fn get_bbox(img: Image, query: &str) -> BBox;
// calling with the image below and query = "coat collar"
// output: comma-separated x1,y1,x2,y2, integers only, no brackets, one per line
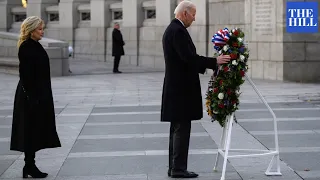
172,18,186,28
26,37,39,44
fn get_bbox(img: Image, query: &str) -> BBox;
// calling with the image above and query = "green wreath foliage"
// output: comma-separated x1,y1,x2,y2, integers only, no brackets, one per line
206,27,250,127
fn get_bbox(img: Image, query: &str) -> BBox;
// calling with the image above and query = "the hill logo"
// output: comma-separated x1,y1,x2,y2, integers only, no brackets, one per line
286,1,318,33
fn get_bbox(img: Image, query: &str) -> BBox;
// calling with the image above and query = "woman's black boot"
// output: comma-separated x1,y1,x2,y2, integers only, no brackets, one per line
23,152,48,178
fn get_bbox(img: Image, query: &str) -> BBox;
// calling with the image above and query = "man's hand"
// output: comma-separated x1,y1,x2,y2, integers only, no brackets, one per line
217,55,231,65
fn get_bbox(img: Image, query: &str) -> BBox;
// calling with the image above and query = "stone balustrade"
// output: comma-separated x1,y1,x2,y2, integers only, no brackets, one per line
0,31,70,77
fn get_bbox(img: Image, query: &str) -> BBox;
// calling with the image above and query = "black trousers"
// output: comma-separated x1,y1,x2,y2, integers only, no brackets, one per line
113,55,121,72
169,121,191,171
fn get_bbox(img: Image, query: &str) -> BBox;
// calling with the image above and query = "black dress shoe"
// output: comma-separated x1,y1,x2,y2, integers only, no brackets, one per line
168,169,171,177
170,170,199,178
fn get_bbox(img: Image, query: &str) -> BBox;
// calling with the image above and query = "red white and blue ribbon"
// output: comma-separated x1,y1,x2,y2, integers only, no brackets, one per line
211,28,230,51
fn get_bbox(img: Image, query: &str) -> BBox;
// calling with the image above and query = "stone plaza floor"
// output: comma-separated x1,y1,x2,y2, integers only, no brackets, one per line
0,61,320,180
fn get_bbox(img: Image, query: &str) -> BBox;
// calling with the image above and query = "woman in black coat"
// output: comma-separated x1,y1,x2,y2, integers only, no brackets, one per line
10,16,61,178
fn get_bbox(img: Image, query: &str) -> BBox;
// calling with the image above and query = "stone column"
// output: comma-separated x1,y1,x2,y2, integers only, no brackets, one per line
0,0,21,31
150,0,175,69
91,0,114,28
155,0,175,26
90,0,115,61
58,0,89,47
189,0,208,57
122,0,145,66
26,0,58,23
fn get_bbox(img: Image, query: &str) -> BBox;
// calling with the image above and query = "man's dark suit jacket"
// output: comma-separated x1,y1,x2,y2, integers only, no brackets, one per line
112,28,125,57
161,18,217,123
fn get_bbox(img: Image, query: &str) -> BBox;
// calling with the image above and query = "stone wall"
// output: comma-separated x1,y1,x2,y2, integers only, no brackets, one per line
0,0,319,82
0,32,70,77
138,1,163,69
282,1,320,82
245,0,284,80
0,33,18,58
245,0,320,82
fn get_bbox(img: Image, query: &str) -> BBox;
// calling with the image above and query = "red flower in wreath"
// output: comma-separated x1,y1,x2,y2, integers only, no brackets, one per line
232,100,237,104
240,70,245,77
227,89,232,95
232,42,238,47
230,53,237,59
219,104,224,108
233,30,239,36
219,80,223,85
223,66,229,72
213,88,218,93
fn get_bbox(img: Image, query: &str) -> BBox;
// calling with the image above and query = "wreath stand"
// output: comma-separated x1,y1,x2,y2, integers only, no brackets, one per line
213,74,282,180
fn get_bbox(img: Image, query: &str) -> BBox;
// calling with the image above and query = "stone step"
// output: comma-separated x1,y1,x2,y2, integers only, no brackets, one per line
0,57,18,67
0,57,19,75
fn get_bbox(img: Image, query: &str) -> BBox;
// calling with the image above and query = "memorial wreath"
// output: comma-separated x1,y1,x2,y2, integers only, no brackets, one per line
205,27,250,127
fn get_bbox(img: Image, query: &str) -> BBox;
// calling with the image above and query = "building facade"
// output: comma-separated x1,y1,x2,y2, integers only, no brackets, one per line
0,0,319,82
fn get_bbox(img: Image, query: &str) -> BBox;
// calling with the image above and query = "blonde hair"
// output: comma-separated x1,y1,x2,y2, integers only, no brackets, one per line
17,16,44,48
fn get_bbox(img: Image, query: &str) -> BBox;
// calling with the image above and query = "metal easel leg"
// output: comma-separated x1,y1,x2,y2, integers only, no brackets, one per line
265,153,282,175
220,113,234,180
213,119,227,171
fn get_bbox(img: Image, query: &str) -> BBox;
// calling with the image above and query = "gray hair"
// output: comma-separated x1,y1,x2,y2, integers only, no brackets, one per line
174,0,196,15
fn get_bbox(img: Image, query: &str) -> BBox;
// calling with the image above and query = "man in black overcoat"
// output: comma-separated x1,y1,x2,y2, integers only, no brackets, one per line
112,22,125,73
161,1,231,178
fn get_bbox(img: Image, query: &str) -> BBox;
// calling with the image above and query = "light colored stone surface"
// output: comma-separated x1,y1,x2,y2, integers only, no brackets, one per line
155,0,175,26
0,69,320,179
251,0,277,41
27,0,57,24
0,0,22,31
245,0,284,81
0,0,320,82
0,31,70,76
246,0,320,82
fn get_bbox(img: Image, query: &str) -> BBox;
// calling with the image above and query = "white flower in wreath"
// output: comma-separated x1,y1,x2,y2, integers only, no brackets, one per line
232,29,235,33
218,50,222,55
223,45,229,51
240,55,245,62
218,93,224,100
229,32,232,36
237,37,243,42
232,60,238,65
